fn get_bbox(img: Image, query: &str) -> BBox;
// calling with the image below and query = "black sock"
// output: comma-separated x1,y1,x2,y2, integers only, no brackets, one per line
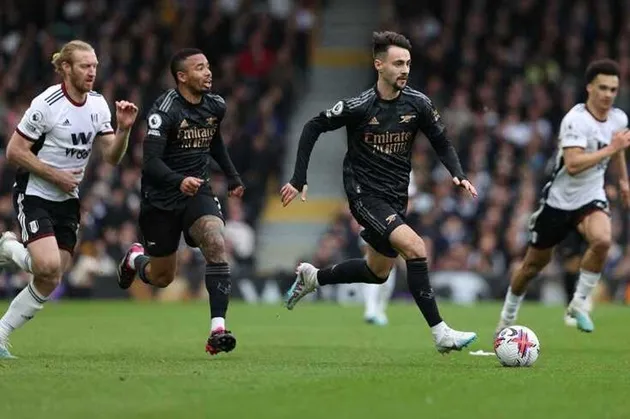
317,259,387,286
134,255,151,284
563,271,579,305
406,258,442,327
205,263,231,318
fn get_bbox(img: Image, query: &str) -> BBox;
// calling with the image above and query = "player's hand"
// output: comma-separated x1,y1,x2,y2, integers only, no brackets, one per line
610,129,630,152
180,177,204,196
54,168,83,193
453,177,478,198
115,100,139,130
229,186,245,198
620,180,630,208
227,177,245,198
280,183,307,207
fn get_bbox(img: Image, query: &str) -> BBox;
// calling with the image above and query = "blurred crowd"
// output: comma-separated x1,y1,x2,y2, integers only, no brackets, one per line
3,0,630,303
0,0,317,298
311,0,630,302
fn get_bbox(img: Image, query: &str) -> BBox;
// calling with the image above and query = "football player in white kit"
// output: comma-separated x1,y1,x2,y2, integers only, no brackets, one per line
0,40,138,358
496,59,630,335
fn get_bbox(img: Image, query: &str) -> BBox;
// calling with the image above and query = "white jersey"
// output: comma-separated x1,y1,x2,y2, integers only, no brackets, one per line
15,84,113,201
544,104,628,211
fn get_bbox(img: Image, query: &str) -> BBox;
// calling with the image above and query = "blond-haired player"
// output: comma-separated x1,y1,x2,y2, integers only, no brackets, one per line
0,40,139,358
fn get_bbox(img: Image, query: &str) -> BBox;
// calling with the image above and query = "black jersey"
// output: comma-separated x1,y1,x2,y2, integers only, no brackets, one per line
141,88,240,210
290,85,465,204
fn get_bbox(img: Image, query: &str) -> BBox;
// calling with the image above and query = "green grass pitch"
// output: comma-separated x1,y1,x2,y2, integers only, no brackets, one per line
0,300,629,419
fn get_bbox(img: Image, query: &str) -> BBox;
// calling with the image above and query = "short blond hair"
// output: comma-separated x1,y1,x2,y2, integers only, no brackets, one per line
51,40,95,74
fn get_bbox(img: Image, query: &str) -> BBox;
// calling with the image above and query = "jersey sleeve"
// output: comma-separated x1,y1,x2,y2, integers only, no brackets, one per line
145,108,174,145
417,96,446,139
317,99,358,131
142,106,185,188
616,109,628,130
15,95,52,141
97,98,114,135
559,114,587,149
415,95,466,180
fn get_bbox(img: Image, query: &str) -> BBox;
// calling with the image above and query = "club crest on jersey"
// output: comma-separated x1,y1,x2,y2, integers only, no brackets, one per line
29,221,39,234
207,117,217,126
399,114,416,124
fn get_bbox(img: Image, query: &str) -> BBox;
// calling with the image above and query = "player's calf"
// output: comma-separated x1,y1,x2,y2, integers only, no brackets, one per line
0,237,61,352
189,215,234,349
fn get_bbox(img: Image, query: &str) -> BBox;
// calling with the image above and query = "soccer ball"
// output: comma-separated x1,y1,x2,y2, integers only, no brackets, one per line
494,325,540,367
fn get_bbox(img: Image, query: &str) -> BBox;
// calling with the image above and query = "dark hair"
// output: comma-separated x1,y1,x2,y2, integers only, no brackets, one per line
372,31,412,58
170,48,205,83
585,59,620,84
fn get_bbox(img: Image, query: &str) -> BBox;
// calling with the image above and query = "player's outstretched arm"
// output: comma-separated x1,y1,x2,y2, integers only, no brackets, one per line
282,101,352,207
209,124,244,198
99,101,139,165
416,98,477,198
6,132,81,193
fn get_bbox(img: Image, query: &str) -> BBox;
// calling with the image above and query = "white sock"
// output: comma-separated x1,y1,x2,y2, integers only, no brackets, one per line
500,287,525,321
363,283,380,319
573,269,600,301
377,266,396,316
128,252,142,268
211,317,225,332
431,321,448,340
0,281,47,342
4,239,32,273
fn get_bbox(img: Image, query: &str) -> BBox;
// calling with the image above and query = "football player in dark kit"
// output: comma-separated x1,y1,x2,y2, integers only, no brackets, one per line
117,48,245,356
280,32,478,354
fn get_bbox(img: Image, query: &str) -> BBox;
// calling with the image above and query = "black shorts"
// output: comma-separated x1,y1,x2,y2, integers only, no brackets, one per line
556,230,587,260
13,192,80,254
139,191,224,257
528,199,608,250
348,196,406,258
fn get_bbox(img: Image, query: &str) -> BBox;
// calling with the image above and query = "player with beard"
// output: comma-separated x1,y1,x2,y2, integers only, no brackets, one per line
0,40,138,358
280,32,478,354
116,48,244,356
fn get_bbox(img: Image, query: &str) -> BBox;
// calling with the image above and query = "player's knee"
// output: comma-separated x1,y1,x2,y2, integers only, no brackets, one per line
32,257,62,283
366,263,391,282
397,236,426,260
589,234,611,255
200,233,227,264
